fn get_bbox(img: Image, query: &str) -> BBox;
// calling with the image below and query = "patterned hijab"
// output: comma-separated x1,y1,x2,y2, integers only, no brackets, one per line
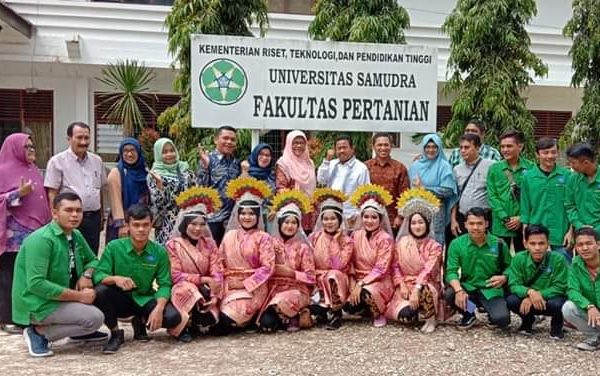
151,138,190,177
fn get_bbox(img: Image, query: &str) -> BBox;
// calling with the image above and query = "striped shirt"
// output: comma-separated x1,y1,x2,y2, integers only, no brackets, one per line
448,144,501,168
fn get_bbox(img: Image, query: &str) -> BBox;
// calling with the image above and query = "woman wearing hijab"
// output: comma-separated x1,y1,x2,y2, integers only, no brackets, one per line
245,143,276,191
385,188,443,333
106,138,149,243
0,133,51,334
276,131,317,232
147,138,195,245
408,134,458,246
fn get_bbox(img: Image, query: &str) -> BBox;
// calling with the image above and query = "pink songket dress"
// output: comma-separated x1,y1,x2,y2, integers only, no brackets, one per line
351,229,394,314
308,230,353,309
263,237,315,318
219,229,274,326
166,236,222,332
385,235,443,321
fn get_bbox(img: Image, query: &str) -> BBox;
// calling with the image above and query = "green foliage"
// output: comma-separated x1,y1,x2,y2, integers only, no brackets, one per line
96,59,156,136
138,128,160,166
441,0,548,155
562,0,600,149
163,0,269,164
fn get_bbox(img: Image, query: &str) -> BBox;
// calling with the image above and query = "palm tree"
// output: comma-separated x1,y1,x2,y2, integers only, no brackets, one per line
96,59,156,136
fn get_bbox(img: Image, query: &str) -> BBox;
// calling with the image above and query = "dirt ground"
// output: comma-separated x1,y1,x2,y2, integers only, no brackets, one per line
1,316,598,376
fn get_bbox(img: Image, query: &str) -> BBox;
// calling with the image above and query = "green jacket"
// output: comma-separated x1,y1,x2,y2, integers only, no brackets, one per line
565,168,600,234
487,158,533,237
94,238,172,307
567,256,600,311
446,233,512,300
12,222,97,325
507,250,568,299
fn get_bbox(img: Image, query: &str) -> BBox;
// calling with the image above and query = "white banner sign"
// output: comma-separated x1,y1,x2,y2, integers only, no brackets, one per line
191,34,437,133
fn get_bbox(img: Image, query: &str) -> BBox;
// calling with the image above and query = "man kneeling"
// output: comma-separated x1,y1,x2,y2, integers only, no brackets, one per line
93,205,182,354
506,224,568,339
562,228,600,351
12,192,106,357
445,207,512,329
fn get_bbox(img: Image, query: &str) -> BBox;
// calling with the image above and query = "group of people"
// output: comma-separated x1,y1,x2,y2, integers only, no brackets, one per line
1,119,600,358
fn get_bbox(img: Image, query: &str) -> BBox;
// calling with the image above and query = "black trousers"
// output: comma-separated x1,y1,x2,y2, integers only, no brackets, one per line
0,252,17,324
506,294,566,332
94,285,181,329
501,231,524,253
78,210,101,254
208,221,226,247
444,287,511,328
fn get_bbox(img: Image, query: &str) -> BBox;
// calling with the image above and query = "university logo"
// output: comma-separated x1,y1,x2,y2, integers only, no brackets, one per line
200,58,248,105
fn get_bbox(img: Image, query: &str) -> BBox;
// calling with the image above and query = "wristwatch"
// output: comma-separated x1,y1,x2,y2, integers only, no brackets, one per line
83,270,93,279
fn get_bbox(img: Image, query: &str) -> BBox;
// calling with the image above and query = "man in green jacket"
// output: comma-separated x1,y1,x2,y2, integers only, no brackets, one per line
562,227,600,351
12,192,106,357
445,207,512,329
93,204,181,354
506,224,568,339
487,130,533,252
521,138,572,261
565,143,600,236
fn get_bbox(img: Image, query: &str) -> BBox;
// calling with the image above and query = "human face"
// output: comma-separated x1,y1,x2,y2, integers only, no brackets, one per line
362,209,381,232
215,130,237,155
239,208,258,230
185,216,207,241
410,213,427,238
575,234,600,263
257,148,272,168
335,140,354,163
291,136,307,157
567,157,589,174
424,140,438,160
122,144,139,165
52,199,83,233
373,136,392,160
129,216,152,244
162,143,177,165
68,125,90,157
465,214,488,240
459,140,479,163
500,137,522,162
525,233,549,263
536,146,558,172
464,123,483,139
321,211,341,234
24,138,36,163
280,216,299,238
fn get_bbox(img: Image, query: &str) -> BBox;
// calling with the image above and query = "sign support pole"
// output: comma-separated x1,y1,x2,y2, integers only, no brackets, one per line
251,129,260,149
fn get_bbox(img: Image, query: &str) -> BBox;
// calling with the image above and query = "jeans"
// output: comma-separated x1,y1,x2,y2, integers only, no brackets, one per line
31,302,104,341
506,294,565,333
551,245,573,264
78,210,101,254
445,287,510,328
562,300,600,338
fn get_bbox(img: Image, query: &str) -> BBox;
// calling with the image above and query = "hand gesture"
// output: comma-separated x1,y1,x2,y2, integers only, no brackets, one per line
454,290,467,312
78,288,96,305
486,275,507,288
18,177,34,197
519,297,533,316
147,305,164,332
76,276,93,291
563,229,573,248
349,283,362,306
409,289,420,310
197,144,209,168
240,160,250,176
399,284,409,300
527,289,546,311
118,224,129,238
451,217,462,237
114,276,136,291
148,170,164,191
325,149,335,161
588,307,600,328
412,174,422,188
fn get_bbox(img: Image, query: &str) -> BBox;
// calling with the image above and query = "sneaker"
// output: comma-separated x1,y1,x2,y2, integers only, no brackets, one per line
326,311,342,330
177,328,193,343
518,328,533,337
576,336,600,351
550,329,564,340
132,316,150,342
102,330,125,354
373,315,387,328
23,327,53,358
69,331,109,343
1,324,23,335
457,313,477,330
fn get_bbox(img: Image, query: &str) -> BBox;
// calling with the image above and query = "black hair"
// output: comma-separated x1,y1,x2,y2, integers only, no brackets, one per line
335,135,353,148
524,224,549,241
465,207,488,221
127,204,153,222
320,208,343,230
238,205,260,229
499,129,524,144
178,212,206,244
67,121,90,137
407,212,431,240
52,192,81,209
216,125,237,137
278,215,299,242
535,137,558,153
372,133,392,145
566,143,596,162
466,119,486,133
459,133,482,148
575,227,600,242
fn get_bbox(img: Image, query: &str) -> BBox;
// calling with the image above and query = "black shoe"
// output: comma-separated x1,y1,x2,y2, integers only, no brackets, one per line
457,313,477,330
326,311,342,330
69,331,109,344
177,328,193,343
132,317,150,342
518,326,534,337
102,330,124,354
550,327,565,340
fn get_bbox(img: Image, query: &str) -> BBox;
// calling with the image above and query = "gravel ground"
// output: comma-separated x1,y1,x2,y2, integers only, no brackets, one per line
1,315,598,376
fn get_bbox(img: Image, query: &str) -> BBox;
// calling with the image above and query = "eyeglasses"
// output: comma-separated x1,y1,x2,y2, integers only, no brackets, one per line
24,144,36,151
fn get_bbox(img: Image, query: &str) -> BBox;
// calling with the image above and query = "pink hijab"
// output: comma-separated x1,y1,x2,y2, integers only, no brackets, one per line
0,133,51,246
276,130,316,194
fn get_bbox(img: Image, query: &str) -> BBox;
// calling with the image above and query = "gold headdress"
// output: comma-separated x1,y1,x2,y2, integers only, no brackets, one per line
312,188,346,214
271,189,312,219
396,187,441,222
225,176,272,207
349,184,393,214
175,186,222,215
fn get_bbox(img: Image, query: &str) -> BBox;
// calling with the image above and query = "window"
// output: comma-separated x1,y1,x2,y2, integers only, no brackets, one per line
268,0,314,15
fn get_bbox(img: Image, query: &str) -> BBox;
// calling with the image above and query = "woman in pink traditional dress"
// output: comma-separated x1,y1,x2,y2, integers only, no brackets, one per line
217,177,275,332
258,190,316,332
385,188,443,333
166,186,223,342
308,188,353,330
345,184,395,328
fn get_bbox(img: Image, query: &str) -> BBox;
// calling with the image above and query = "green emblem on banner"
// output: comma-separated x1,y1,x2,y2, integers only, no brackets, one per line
199,59,247,105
